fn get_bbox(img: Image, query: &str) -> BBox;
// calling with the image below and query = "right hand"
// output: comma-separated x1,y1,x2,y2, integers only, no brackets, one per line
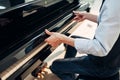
73,11,86,22
44,29,64,47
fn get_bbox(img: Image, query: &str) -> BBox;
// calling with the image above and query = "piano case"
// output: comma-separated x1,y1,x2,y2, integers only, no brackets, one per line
0,0,89,80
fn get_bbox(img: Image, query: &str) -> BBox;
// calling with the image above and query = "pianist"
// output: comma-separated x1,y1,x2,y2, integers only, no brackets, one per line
45,0,120,80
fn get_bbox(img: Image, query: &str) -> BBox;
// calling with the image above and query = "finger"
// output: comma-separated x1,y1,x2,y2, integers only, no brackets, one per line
73,17,81,21
44,38,48,42
45,38,51,45
73,11,79,14
73,16,79,20
45,29,53,35
73,11,80,15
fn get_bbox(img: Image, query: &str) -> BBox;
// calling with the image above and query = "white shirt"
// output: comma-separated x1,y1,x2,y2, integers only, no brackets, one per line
74,0,120,57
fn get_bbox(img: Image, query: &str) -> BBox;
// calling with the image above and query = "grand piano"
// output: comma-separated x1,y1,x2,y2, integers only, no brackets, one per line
0,0,89,80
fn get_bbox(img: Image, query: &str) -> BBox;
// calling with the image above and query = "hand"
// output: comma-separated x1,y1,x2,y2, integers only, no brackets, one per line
44,29,65,47
73,11,86,22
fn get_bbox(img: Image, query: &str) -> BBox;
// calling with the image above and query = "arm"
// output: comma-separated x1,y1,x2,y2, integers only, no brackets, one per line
73,11,98,23
45,0,120,57
74,0,120,57
84,13,98,23
45,29,74,47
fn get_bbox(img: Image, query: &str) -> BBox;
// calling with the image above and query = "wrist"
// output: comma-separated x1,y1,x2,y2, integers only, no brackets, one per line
59,34,67,42
60,35,74,47
82,13,89,20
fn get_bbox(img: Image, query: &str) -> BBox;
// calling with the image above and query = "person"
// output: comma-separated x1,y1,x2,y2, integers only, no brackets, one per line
45,0,120,80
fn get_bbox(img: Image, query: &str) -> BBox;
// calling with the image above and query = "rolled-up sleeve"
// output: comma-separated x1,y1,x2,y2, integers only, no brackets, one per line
74,38,107,57
74,39,89,54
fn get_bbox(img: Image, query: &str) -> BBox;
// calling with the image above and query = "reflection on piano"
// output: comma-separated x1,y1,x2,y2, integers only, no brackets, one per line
0,0,89,80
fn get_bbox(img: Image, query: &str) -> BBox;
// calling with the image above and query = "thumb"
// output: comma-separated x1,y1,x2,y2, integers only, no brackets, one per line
73,11,80,15
45,29,53,35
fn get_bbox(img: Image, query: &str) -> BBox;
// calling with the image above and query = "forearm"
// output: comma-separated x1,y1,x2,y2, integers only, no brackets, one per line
85,13,98,23
60,36,75,47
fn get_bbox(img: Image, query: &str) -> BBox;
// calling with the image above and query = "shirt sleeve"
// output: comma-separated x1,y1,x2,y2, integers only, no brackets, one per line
74,0,120,57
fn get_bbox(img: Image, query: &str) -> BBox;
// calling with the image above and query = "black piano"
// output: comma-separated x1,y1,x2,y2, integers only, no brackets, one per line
0,0,89,80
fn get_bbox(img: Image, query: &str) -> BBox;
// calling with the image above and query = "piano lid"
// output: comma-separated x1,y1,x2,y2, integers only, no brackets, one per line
0,0,65,15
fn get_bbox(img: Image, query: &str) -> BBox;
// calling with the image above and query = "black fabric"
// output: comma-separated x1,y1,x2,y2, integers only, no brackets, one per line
100,0,105,11
89,35,120,68
104,35,120,68
102,0,105,5
76,72,119,80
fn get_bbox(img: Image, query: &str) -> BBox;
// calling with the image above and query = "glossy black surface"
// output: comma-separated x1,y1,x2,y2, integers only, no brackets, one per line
0,0,82,80
0,0,80,75
0,0,79,60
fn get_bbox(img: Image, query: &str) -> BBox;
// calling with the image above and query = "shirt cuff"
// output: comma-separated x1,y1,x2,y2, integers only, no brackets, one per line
74,38,89,54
